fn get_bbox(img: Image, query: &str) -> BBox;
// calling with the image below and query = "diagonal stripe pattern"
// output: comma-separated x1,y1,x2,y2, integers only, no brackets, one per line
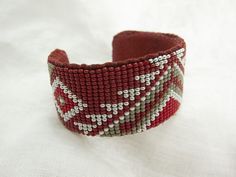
48,46,185,136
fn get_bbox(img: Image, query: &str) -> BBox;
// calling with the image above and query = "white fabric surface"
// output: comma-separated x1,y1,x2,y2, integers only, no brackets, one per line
0,0,235,176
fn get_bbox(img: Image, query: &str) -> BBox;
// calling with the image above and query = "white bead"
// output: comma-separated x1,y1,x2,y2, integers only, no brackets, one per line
140,87,145,90
118,106,123,110
140,75,145,79
112,104,117,107
155,62,160,66
130,107,135,111
124,94,129,98
99,131,104,135
63,89,68,94
91,118,96,122
77,99,82,103
130,96,135,101
129,89,134,93
155,70,160,75
153,57,159,62
112,107,118,111
109,124,114,128
149,59,153,63
101,114,107,118
117,91,123,95
150,76,155,80
114,120,119,124
123,90,128,94
142,126,147,131
140,79,145,83
120,116,124,120
124,102,129,106
124,112,129,116
118,102,123,106
100,104,105,108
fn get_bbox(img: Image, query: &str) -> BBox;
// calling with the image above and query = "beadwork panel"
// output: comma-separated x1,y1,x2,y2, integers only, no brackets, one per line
48,48,185,136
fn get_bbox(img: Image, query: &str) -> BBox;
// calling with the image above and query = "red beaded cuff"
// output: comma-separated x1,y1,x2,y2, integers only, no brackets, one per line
48,31,186,136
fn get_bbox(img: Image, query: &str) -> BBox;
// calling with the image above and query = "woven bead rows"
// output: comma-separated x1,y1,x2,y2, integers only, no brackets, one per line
48,47,185,136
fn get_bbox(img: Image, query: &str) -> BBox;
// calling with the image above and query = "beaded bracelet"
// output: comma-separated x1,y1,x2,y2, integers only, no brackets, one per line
47,31,186,137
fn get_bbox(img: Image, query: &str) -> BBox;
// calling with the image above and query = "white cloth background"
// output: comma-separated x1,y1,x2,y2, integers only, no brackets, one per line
0,0,235,176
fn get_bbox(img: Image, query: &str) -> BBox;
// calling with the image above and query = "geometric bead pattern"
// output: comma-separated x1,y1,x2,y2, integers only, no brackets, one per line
48,47,185,136
52,77,88,122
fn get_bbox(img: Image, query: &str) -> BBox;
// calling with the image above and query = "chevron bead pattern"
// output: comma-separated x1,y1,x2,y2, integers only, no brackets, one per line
48,46,185,136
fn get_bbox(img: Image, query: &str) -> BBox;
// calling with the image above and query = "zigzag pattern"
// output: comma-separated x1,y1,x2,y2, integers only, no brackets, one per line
49,47,185,136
